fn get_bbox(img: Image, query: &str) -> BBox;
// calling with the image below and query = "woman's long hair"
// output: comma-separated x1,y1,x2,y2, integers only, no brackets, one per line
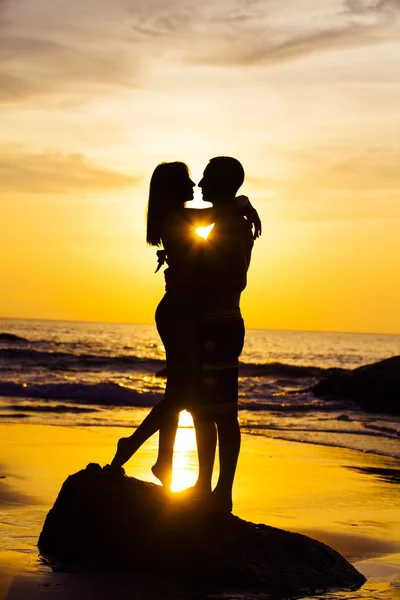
146,162,191,247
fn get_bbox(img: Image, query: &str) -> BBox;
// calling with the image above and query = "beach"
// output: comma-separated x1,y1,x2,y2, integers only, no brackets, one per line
1,421,399,599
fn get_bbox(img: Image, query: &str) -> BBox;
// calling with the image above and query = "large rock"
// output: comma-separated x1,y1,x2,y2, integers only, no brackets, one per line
38,464,365,598
313,355,400,415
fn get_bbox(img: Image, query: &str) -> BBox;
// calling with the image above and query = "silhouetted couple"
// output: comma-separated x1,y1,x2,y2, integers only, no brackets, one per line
111,157,261,513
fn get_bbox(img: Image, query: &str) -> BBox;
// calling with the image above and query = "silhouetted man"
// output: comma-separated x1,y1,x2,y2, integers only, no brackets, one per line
191,156,255,512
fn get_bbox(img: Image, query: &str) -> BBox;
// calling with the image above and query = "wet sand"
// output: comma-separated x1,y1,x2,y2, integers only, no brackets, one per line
0,422,399,599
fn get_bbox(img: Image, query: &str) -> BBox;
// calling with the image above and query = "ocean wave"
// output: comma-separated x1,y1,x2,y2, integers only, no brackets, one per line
1,404,99,414
0,380,350,414
241,424,399,439
0,348,162,372
239,362,346,378
238,398,351,412
0,382,160,407
0,347,348,380
363,423,400,437
240,428,400,459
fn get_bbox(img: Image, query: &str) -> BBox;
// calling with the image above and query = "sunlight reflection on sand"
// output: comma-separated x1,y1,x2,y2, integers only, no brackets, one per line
171,411,197,491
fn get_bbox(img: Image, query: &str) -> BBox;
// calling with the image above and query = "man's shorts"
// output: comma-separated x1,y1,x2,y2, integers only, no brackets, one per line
192,307,245,420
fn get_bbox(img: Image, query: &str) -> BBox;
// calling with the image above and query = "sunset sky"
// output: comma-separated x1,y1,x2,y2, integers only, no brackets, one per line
1,0,400,333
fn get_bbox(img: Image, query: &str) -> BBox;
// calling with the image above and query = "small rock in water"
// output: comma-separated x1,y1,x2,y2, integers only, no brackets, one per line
336,414,351,421
0,332,28,342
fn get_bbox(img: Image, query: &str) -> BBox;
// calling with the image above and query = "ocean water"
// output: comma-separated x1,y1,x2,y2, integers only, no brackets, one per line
1,317,399,459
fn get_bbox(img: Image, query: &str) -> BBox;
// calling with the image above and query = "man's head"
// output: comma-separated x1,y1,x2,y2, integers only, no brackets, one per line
199,157,245,204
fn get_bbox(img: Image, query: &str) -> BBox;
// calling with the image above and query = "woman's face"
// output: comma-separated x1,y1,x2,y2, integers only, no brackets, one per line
178,173,195,204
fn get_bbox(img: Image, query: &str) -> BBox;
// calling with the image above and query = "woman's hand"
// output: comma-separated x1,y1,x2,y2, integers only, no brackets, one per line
236,194,249,209
236,196,262,239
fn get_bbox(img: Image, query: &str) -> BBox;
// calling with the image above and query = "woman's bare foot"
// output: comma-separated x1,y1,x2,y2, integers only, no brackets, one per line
103,463,125,476
151,462,172,489
111,437,134,468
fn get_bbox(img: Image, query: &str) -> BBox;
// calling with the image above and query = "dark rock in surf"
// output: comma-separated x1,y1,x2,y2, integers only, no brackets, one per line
38,463,365,598
239,362,347,379
312,355,400,415
0,333,28,343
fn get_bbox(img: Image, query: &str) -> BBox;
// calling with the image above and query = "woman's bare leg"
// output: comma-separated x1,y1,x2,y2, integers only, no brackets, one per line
112,294,201,481
151,411,180,487
111,397,179,469
152,294,201,486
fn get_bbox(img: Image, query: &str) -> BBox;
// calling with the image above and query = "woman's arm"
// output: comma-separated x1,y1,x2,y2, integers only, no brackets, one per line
183,196,260,228
169,198,261,239
182,207,216,226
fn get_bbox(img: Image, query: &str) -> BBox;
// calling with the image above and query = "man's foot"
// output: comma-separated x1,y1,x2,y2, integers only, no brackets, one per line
151,462,172,489
172,486,210,500
167,487,212,514
192,481,212,495
204,490,233,514
111,437,133,468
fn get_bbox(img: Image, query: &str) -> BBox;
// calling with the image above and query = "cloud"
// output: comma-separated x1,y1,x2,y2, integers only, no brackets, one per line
317,148,400,191
248,144,400,223
344,0,400,20
0,35,142,105
0,0,399,106
261,146,400,226
246,175,272,188
192,24,390,67
0,0,148,105
270,145,400,192
0,72,39,102
186,0,400,67
0,148,140,193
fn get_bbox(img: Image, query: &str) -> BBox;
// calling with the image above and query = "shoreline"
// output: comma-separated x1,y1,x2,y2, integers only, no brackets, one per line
1,412,399,463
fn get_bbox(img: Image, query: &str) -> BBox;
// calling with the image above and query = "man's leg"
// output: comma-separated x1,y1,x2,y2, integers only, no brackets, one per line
192,415,217,493
211,415,241,512
198,305,244,510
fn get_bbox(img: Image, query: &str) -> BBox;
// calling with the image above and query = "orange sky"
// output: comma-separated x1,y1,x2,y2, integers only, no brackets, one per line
1,0,400,333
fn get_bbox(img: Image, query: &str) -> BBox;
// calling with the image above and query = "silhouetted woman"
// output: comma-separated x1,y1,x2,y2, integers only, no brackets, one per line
111,162,260,489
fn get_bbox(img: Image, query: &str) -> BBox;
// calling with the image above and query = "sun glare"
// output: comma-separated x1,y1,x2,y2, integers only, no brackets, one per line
195,224,214,240
170,410,198,491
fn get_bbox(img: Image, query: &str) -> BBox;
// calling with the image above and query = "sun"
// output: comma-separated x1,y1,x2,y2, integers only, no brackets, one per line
195,223,214,240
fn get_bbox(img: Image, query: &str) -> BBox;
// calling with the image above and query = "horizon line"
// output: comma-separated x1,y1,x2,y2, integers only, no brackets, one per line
0,315,399,338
